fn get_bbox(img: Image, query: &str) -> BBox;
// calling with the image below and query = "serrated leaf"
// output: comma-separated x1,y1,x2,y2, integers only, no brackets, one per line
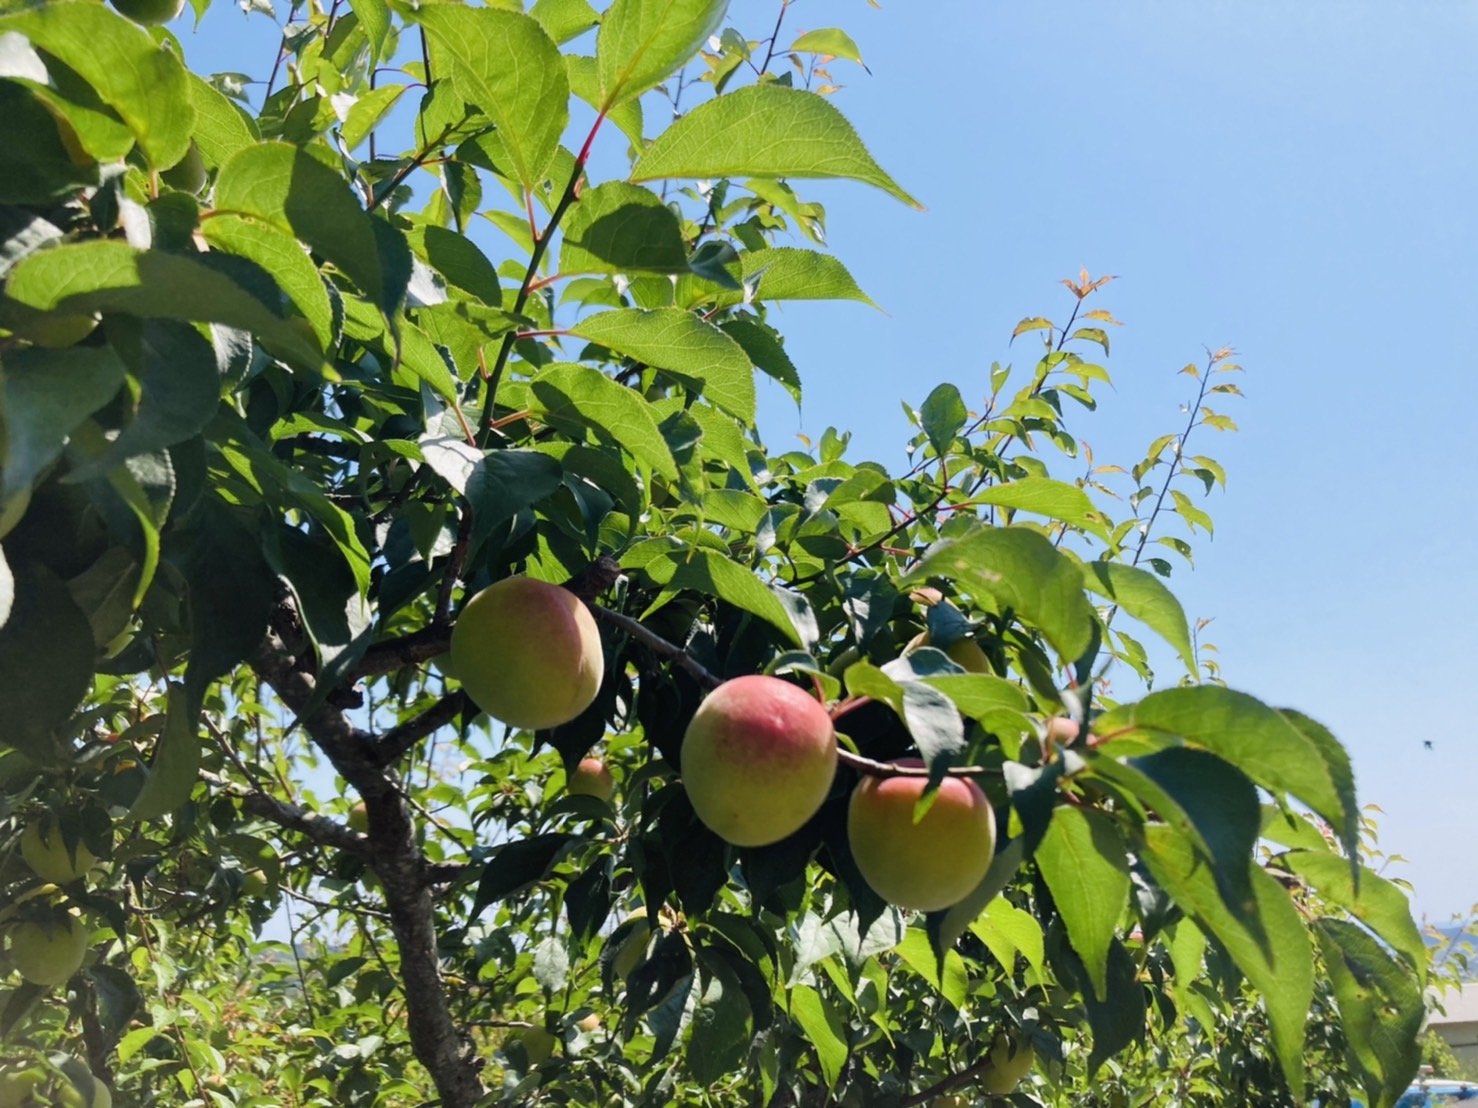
529,362,678,479
907,526,1096,661
531,0,599,45
900,680,964,765
201,214,334,349
184,72,257,169
596,0,727,109
1082,560,1196,674
633,546,808,648
1284,850,1425,978
719,316,801,404
975,476,1112,542
1095,687,1351,851
632,84,920,208
919,382,965,454
788,27,866,67
3,241,321,371
1035,806,1130,1000
0,1,193,168
215,142,406,315
128,682,200,821
559,181,689,276
1278,708,1360,864
416,6,568,192
968,889,1044,978
470,833,574,918
1142,825,1313,1091
348,0,390,62
570,308,755,422
682,247,876,309
789,984,847,1088
894,927,968,1009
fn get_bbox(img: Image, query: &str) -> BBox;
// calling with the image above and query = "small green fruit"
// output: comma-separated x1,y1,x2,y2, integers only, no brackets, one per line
8,915,88,987
109,0,185,24
161,141,207,194
519,1026,556,1066
980,1031,1034,1095
20,821,95,885
348,802,369,834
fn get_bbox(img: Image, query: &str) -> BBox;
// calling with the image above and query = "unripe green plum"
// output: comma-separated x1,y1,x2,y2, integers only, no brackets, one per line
348,802,369,834
8,914,88,987
681,675,837,847
161,141,207,194
19,821,95,885
567,757,614,802
944,636,992,674
450,577,604,730
847,760,996,911
980,1031,1034,1095
611,916,652,979
518,1026,556,1066
0,1066,45,1108
109,0,184,24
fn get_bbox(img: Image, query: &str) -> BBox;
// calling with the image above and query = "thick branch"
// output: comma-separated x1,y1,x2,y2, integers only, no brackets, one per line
899,1056,998,1108
356,626,452,680
206,770,373,858
250,610,485,1107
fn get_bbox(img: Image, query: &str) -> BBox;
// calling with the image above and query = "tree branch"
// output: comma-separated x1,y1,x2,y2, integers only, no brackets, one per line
373,692,468,767
589,603,721,690
250,604,485,1107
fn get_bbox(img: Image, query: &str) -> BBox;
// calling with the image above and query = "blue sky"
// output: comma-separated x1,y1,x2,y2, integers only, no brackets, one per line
177,1,1477,922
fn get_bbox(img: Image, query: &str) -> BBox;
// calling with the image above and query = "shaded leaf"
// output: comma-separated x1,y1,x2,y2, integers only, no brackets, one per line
559,181,689,275
529,362,677,479
1082,560,1196,674
596,0,727,108
0,345,125,500
128,682,199,821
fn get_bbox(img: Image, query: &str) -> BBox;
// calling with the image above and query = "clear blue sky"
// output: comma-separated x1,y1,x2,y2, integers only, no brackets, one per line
176,1,1478,922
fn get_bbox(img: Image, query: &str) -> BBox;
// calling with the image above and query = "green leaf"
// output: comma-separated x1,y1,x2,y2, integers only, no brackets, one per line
530,362,678,479
418,439,563,546
788,984,848,1089
348,0,390,63
184,72,257,170
559,181,689,276
894,927,968,1009
71,321,219,480
0,345,125,500
202,215,334,349
1278,708,1360,863
3,241,322,371
471,833,575,917
0,562,93,762
214,142,407,315
408,225,502,307
0,80,100,204
900,680,964,766
633,85,921,208
633,546,808,648
788,27,866,68
1035,806,1130,1001
128,682,200,821
1079,939,1148,1074
968,888,1044,979
1142,825,1313,1091
0,0,193,168
719,316,801,405
341,84,407,152
596,0,728,109
1094,687,1351,848
919,383,966,454
531,0,599,45
975,476,1112,543
570,308,755,422
919,673,1031,719
1283,850,1426,978
1088,747,1260,919
1315,918,1424,1108
687,952,752,1084
1081,560,1196,673
907,526,1096,661
936,835,1026,955
416,6,568,192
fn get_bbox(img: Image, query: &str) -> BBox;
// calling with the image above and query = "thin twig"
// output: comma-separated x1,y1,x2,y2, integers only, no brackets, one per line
589,603,721,690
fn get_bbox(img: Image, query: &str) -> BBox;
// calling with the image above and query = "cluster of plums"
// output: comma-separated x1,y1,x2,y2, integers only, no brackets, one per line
448,577,999,913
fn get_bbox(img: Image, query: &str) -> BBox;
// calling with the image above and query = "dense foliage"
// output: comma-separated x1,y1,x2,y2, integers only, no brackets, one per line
0,1,1431,1105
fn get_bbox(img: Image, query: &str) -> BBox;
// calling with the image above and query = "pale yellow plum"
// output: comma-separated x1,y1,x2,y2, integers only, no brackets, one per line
20,821,94,885
8,915,87,987
567,758,614,802
980,1031,1034,1095
450,577,604,730
681,675,837,847
847,760,996,911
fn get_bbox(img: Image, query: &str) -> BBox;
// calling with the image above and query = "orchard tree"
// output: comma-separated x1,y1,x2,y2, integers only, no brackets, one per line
0,1,1430,1105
